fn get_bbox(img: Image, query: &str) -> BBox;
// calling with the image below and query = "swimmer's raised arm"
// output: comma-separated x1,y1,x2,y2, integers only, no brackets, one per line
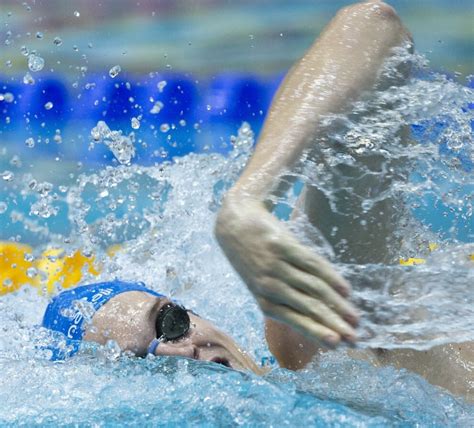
215,1,412,348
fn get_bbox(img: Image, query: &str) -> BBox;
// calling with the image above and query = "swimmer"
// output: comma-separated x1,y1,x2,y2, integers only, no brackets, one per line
41,0,472,401
42,280,263,373
214,0,474,400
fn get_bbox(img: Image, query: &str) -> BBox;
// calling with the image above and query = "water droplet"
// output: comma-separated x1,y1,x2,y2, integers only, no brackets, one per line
24,253,35,262
23,72,35,85
26,267,38,278
35,31,43,39
74,10,80,17
361,199,374,212
53,36,62,46
102,340,121,361
2,171,14,181
150,101,163,114
2,93,14,103
131,117,140,129
20,45,29,56
25,137,35,148
28,53,44,72
54,131,62,144
160,123,170,133
9,155,21,167
179,119,186,126
90,121,135,165
0,202,7,214
157,80,167,92
109,65,121,78
44,101,53,110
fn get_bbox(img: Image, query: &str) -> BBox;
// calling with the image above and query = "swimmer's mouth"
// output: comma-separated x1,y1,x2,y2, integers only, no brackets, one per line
211,357,231,368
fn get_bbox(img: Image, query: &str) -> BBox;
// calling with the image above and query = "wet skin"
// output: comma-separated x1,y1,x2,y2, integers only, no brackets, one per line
84,291,264,374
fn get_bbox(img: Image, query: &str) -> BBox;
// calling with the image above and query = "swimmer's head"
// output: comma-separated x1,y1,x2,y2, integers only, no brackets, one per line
83,290,263,374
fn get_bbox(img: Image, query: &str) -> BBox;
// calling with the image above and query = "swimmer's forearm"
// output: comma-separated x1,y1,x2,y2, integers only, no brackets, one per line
233,1,411,200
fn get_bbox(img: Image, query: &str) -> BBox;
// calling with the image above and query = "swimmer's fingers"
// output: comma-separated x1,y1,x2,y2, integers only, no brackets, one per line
276,263,359,327
258,297,341,346
260,278,357,343
275,240,352,297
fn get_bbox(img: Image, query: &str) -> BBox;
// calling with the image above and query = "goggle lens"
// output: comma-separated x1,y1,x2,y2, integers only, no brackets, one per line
156,303,190,341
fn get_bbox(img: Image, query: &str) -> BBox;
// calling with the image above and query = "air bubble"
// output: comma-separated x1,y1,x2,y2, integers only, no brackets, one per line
0,202,7,214
25,137,35,148
160,123,170,133
44,102,53,110
74,10,80,17
53,37,62,46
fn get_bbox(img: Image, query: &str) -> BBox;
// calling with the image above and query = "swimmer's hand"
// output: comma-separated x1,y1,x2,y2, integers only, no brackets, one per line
215,197,359,347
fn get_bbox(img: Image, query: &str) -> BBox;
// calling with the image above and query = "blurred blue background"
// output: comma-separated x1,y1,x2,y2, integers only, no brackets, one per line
1,1,473,163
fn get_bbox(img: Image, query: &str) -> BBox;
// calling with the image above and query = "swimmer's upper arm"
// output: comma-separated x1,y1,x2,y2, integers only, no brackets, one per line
228,1,412,201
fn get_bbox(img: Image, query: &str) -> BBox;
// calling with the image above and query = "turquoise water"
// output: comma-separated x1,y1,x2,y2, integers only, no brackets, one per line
0,116,472,426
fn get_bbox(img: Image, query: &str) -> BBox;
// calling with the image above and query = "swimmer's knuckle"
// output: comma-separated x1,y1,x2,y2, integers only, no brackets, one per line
255,276,274,296
258,298,274,315
260,261,277,279
267,238,284,254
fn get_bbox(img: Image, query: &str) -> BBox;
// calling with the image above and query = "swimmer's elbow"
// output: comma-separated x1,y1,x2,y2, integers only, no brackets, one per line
336,1,412,52
338,1,399,23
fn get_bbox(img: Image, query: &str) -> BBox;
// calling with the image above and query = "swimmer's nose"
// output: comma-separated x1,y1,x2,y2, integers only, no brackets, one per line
153,342,199,360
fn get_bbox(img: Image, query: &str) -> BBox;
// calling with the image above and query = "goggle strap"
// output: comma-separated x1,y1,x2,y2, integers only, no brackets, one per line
147,337,161,355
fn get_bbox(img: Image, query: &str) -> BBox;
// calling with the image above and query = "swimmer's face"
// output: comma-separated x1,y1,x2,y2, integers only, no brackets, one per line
84,291,263,374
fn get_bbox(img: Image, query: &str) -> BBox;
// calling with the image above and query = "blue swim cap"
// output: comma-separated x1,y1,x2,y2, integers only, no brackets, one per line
42,280,163,360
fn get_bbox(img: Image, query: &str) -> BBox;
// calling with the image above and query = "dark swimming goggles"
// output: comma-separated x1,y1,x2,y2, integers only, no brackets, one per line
155,302,190,341
147,302,190,355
